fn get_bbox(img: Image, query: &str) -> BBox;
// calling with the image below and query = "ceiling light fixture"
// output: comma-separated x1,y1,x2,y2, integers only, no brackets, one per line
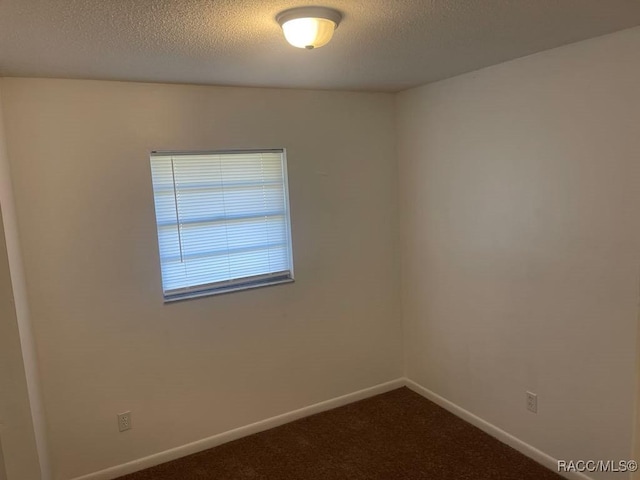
276,6,342,50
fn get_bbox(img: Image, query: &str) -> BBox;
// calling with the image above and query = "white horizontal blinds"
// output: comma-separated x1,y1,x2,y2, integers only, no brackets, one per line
150,151,292,297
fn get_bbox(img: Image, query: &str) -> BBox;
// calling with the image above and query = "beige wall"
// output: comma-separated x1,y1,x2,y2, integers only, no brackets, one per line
0,435,6,480
397,27,640,479
0,78,402,479
3,25,640,480
0,86,45,480
0,208,41,480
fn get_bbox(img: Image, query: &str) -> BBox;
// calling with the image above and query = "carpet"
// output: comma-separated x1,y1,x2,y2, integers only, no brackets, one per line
117,387,563,479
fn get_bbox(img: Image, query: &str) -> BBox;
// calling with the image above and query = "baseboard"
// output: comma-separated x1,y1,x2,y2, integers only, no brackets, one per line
70,378,405,480
70,377,596,480
404,378,594,480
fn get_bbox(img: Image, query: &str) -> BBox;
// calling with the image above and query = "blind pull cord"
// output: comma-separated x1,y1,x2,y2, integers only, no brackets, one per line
170,158,185,263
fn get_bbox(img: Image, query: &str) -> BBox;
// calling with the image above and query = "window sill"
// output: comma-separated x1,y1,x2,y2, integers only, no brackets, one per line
163,278,295,304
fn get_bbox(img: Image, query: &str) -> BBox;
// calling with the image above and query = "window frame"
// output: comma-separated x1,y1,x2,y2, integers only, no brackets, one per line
149,148,295,303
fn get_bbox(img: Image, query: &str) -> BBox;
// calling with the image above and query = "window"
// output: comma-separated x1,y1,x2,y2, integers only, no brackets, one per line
150,149,294,301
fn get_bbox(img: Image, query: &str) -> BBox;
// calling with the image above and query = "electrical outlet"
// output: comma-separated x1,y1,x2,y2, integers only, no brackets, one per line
117,411,132,432
526,391,537,413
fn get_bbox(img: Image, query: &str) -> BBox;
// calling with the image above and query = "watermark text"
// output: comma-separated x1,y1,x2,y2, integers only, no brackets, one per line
558,460,637,473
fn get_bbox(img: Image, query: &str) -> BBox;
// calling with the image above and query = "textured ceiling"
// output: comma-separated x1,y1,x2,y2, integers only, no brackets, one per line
1,0,640,92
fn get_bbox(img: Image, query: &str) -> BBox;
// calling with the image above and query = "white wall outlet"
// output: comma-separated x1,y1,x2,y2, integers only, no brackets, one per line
117,411,132,432
526,391,537,413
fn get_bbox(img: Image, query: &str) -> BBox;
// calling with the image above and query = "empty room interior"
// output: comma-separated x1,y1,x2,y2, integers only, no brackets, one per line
1,1,640,480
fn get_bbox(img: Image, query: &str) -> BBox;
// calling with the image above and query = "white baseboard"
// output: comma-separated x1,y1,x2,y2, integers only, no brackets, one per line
404,378,594,480
72,377,596,480
70,378,405,480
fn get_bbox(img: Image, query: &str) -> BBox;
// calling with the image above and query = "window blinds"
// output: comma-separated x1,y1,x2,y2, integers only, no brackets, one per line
150,150,294,300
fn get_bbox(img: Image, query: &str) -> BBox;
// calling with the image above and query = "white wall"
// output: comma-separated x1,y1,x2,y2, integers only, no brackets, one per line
0,85,47,480
0,78,402,480
397,27,640,479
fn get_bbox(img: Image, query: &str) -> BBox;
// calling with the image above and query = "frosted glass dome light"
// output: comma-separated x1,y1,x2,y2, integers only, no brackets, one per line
277,7,342,50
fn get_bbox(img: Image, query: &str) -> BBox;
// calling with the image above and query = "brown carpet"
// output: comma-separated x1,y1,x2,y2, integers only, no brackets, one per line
117,387,562,480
